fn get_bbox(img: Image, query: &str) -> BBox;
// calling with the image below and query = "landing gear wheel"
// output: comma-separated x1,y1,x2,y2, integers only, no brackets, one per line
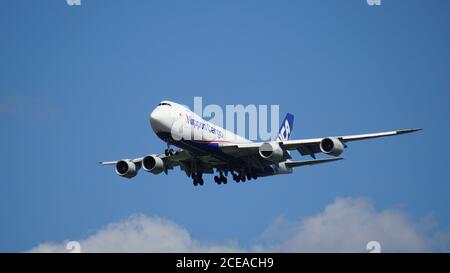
164,148,174,156
221,176,228,184
193,179,203,186
192,172,203,186
233,174,239,183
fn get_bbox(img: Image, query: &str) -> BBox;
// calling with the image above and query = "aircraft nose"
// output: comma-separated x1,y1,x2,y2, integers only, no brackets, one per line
150,108,165,133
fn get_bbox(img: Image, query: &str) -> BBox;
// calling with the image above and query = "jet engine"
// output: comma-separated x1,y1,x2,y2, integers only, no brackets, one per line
320,137,345,156
115,160,139,178
259,142,284,162
142,155,164,174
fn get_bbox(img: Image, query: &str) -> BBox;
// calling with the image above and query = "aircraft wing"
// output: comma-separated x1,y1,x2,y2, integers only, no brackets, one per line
100,149,192,165
99,149,235,175
100,128,421,177
220,128,421,158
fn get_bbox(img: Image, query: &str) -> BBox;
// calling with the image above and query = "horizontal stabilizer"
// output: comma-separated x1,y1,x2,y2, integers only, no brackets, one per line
285,157,343,168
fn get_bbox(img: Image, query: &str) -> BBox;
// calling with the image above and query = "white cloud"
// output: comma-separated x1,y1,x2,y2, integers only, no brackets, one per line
255,197,427,252
29,197,446,253
29,215,241,253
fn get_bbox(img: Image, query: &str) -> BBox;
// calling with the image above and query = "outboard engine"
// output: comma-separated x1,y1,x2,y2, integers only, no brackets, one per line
115,160,139,178
320,137,345,156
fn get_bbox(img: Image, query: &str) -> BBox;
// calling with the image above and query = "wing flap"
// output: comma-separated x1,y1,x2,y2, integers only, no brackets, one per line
285,157,343,168
220,143,260,157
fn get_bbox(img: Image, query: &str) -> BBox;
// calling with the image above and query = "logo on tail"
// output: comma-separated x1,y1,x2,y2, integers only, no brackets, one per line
276,113,294,141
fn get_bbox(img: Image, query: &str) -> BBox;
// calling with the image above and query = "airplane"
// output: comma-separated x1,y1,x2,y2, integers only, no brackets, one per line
100,100,421,186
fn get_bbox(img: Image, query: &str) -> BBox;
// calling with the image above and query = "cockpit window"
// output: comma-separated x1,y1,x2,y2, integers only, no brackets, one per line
158,102,171,106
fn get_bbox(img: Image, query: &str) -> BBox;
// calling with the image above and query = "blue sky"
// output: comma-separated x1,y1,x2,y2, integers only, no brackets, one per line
1,0,450,252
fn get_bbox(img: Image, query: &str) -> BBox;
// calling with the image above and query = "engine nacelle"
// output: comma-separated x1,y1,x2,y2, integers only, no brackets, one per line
115,160,139,179
259,142,284,162
320,137,344,156
142,155,164,174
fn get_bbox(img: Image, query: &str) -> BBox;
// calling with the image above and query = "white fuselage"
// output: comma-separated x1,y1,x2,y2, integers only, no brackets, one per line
149,100,251,146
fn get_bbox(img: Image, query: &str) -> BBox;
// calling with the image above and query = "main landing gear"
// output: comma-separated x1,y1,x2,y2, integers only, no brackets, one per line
192,172,204,186
214,172,228,185
232,172,257,183
191,171,258,186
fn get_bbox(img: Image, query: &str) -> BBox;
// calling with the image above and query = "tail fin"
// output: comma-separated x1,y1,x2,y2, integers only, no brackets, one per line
276,113,294,141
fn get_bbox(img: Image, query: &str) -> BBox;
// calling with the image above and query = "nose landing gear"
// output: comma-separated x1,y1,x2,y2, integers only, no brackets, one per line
164,148,174,156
